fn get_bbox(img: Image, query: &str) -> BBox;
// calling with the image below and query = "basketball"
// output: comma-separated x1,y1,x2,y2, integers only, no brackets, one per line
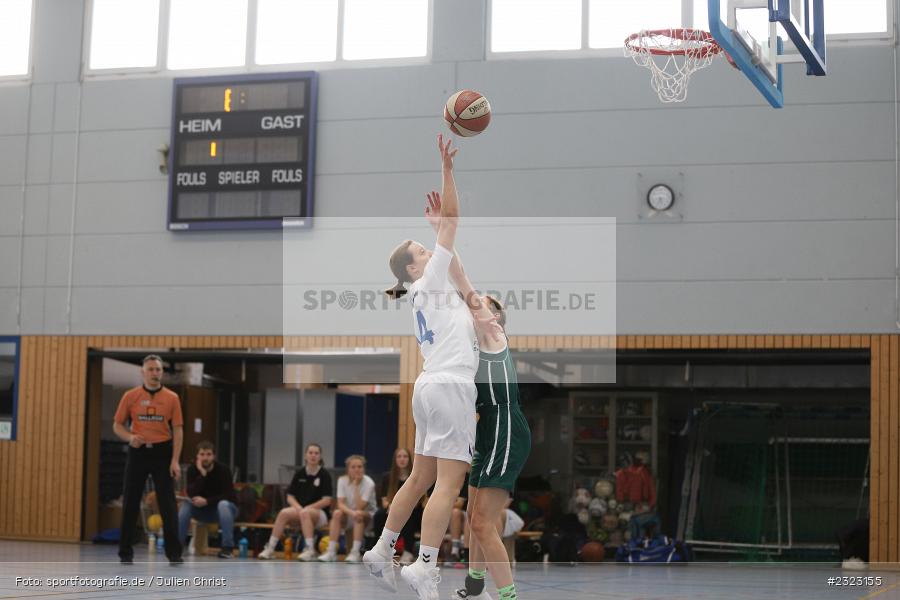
594,480,614,498
147,514,162,532
444,90,491,137
588,498,607,517
580,542,605,562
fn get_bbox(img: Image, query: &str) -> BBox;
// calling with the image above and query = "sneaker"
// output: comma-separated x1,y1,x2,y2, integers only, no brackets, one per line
344,551,362,563
217,549,233,559
842,557,867,570
298,547,318,562
168,557,184,565
400,550,415,565
450,590,494,600
120,556,134,565
400,560,441,600
363,542,398,593
257,547,276,560
318,550,337,562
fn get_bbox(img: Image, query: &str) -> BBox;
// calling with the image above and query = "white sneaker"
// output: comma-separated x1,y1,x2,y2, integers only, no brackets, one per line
400,551,415,565
298,548,318,562
450,589,494,600
318,550,337,562
400,560,441,600
842,557,867,570
344,551,362,563
363,542,398,593
257,547,276,560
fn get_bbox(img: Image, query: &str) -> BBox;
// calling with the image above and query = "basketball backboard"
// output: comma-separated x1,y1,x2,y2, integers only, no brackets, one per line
708,0,826,107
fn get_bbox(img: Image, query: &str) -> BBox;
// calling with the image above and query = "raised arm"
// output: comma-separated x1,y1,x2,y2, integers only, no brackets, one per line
425,191,505,350
436,134,459,251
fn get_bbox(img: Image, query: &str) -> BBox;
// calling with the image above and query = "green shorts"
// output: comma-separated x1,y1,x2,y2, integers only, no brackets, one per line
469,403,532,492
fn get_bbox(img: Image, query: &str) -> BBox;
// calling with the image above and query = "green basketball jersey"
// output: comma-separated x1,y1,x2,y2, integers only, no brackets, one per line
475,343,520,410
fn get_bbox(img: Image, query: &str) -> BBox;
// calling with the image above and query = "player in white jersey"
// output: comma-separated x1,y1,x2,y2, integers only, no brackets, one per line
364,135,485,600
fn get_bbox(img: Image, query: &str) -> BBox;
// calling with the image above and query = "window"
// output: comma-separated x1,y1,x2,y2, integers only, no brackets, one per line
491,0,581,52
86,0,431,75
590,0,681,49
89,0,160,70
0,0,33,77
826,0,887,35
491,0,892,55
167,0,249,70
0,338,19,441
255,0,338,64
343,0,429,60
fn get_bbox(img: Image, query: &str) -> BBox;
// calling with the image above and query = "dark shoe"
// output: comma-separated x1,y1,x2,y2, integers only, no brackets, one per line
217,549,234,559
120,557,134,565
169,556,184,565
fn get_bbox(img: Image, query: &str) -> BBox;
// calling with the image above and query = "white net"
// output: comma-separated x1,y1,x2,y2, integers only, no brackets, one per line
624,29,721,103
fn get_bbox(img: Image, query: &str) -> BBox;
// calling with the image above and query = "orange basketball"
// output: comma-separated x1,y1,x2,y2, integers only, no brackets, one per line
444,90,491,137
580,541,605,562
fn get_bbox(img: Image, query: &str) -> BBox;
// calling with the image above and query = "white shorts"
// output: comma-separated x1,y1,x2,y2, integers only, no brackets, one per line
502,509,524,539
305,508,327,529
413,370,477,463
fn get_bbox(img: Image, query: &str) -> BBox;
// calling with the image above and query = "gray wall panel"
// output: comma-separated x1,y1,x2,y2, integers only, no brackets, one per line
77,129,170,182
0,289,19,333
50,133,77,183
618,279,894,334
81,79,174,131
0,187,24,236
0,239,21,286
0,137,27,186
72,233,283,286
74,181,169,233
17,287,44,334
69,285,283,334
0,86,30,135
53,83,81,132
20,236,45,287
318,64,455,120
28,84,54,134
25,134,51,185
22,185,48,235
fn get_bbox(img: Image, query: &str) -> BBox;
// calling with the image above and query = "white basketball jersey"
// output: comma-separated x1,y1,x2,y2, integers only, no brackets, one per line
408,244,478,375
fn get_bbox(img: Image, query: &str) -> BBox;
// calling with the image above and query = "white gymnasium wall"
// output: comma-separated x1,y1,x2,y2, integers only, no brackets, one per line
0,0,896,335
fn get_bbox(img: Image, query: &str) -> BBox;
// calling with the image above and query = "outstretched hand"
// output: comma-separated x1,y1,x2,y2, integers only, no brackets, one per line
473,310,505,344
425,191,442,232
438,134,458,170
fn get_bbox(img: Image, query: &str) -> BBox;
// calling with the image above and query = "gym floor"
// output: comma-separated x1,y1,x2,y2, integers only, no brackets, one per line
0,541,897,600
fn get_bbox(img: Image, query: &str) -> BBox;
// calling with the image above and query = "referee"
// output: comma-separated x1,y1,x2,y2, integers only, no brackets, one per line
112,354,184,564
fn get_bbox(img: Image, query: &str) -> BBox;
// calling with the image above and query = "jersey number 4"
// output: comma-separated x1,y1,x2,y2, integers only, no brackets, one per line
416,310,435,345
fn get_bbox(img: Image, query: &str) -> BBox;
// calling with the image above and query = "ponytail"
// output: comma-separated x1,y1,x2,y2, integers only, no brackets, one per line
385,281,408,299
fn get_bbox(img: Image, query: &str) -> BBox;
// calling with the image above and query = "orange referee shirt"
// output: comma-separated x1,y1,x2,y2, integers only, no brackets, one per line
114,386,184,444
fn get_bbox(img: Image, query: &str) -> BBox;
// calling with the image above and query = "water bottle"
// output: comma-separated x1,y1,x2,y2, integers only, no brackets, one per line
148,533,156,553
239,535,249,559
283,536,293,560
157,535,165,553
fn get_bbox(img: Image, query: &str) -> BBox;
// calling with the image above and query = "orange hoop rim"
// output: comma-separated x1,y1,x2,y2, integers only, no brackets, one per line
624,28,722,57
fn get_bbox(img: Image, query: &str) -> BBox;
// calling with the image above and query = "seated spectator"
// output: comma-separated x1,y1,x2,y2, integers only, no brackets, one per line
373,448,420,564
258,443,333,560
319,454,377,562
177,441,238,559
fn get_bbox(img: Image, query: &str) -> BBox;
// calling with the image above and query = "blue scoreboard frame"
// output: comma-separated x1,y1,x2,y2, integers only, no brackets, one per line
167,71,318,231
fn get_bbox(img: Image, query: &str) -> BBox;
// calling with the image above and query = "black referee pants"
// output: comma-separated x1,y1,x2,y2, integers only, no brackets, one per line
118,441,182,561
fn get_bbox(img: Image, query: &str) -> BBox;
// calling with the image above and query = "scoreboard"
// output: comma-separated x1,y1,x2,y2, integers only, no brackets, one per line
167,72,317,231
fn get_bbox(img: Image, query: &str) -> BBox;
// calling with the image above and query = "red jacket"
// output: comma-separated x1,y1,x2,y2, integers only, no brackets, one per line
615,464,656,507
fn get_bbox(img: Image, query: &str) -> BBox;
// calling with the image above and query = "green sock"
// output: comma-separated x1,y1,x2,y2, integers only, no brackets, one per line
468,567,486,580
498,583,517,600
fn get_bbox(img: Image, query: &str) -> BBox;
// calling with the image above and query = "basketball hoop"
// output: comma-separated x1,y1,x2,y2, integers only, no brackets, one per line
624,29,722,103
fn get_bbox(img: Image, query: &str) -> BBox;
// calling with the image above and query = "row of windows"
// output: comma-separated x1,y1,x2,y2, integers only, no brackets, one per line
0,0,892,78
